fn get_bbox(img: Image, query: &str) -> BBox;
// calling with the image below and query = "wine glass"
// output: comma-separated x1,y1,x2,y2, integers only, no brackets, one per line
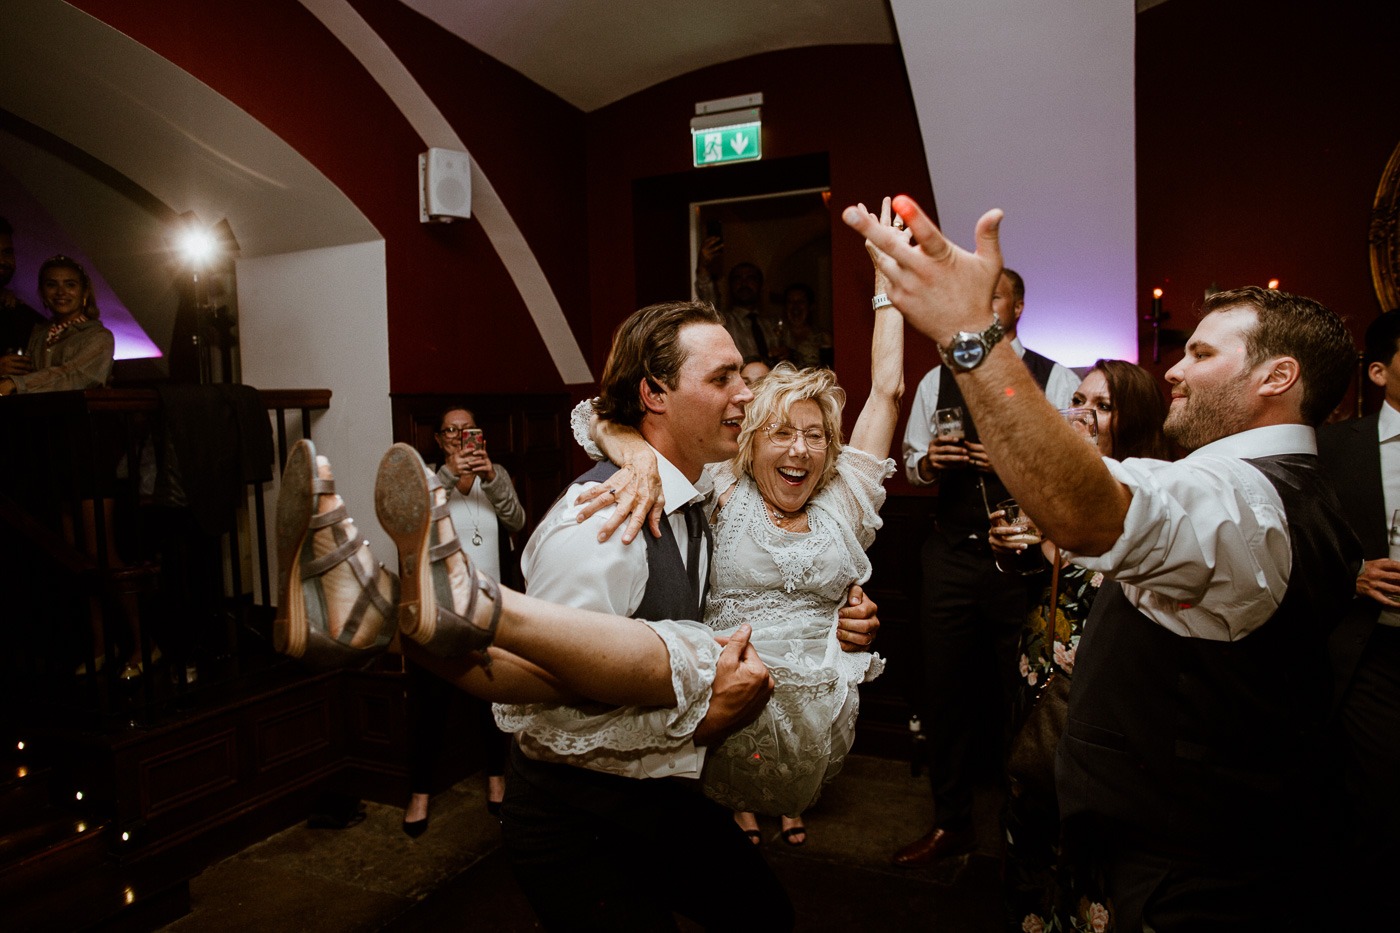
991,498,1044,576
1059,407,1098,446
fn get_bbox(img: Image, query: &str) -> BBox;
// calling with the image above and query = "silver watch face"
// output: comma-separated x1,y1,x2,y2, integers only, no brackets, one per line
949,335,987,370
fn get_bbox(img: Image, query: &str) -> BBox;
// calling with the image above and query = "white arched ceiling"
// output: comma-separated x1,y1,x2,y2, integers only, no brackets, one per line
300,0,592,385
888,0,1138,368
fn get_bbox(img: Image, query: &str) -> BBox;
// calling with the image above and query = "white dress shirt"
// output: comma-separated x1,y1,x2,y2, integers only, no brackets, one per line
1066,423,1316,641
518,446,713,777
1376,401,1400,626
901,339,1080,485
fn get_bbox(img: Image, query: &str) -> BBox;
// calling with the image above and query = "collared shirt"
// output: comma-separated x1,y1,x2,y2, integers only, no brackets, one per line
519,445,713,778
901,338,1080,485
1376,402,1400,626
1067,423,1314,641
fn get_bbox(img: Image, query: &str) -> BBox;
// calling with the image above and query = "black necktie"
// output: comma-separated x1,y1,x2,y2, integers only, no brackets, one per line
747,312,769,361
683,501,713,615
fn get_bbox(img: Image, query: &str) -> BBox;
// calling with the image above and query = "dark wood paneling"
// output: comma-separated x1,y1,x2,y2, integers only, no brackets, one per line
254,698,334,773
139,730,238,818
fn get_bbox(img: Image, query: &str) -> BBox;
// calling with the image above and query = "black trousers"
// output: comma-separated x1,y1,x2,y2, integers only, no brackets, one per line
502,744,793,932
1334,623,1400,925
918,529,1036,829
405,658,508,794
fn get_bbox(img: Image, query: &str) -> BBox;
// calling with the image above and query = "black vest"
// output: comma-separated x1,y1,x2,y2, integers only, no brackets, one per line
509,461,707,804
1055,453,1360,855
935,348,1058,538
573,461,704,621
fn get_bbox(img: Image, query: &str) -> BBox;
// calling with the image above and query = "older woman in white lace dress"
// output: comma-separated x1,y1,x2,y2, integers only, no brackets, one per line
494,201,908,845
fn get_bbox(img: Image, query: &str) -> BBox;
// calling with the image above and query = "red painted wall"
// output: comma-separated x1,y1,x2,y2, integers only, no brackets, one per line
69,0,589,395
1136,0,1398,399
585,44,936,489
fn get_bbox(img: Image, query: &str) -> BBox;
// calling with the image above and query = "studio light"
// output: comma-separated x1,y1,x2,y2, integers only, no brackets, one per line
177,227,218,266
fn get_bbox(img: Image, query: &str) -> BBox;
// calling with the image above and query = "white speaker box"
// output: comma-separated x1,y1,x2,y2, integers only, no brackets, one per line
419,147,472,222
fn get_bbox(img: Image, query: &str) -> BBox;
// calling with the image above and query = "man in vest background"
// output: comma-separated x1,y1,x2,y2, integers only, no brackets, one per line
507,300,879,931
1317,308,1400,926
847,198,1359,930
895,266,1077,865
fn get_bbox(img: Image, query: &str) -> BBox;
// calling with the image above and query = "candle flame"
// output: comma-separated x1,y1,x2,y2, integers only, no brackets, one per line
1152,288,1163,299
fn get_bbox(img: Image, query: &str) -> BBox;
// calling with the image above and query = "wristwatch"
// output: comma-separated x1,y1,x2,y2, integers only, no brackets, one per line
940,317,1006,373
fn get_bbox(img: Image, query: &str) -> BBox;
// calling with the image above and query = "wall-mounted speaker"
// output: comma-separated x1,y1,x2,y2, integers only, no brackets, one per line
419,147,472,223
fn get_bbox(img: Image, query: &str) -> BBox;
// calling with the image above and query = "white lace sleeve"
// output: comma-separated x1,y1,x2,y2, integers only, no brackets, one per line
570,398,605,461
821,446,896,550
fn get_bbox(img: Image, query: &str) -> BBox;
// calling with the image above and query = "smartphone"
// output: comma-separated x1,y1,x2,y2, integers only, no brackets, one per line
462,428,484,454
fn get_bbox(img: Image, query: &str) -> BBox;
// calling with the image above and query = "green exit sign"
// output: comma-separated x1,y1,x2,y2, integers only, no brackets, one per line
692,121,762,167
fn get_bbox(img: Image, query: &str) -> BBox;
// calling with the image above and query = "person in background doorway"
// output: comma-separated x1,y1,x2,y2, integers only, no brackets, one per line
740,355,771,388
696,233,779,365
776,283,832,368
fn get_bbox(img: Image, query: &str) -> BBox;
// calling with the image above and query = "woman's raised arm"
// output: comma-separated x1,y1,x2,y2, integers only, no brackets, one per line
847,197,907,458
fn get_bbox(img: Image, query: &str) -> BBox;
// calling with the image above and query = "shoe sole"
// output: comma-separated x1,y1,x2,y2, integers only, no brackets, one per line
375,444,435,645
274,439,316,659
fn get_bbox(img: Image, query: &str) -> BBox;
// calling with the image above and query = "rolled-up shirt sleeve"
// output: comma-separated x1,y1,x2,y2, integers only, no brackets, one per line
1066,455,1291,641
902,368,940,485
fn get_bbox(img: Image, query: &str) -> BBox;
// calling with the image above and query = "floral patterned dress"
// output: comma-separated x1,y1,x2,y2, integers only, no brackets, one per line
1005,562,1116,933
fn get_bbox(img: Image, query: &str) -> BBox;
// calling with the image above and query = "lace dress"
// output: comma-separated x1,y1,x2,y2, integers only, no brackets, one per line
495,447,892,816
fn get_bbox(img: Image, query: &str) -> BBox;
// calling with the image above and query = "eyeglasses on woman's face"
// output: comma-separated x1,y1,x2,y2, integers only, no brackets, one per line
763,422,829,450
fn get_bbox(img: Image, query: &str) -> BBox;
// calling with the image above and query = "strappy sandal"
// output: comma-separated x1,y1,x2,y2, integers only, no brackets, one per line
374,443,503,662
274,439,400,669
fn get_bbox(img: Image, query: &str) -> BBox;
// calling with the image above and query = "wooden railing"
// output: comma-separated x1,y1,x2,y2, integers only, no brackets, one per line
0,386,330,716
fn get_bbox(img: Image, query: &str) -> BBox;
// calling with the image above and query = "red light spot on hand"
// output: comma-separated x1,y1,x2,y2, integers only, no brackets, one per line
1004,387,1015,397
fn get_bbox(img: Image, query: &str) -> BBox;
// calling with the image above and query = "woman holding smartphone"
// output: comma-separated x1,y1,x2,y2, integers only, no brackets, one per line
401,405,525,836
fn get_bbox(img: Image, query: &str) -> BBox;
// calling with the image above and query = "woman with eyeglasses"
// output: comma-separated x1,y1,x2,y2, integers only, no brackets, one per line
399,405,525,836
494,198,909,844
0,255,113,396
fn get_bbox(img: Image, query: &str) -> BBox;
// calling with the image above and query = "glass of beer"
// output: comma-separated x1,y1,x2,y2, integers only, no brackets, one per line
934,406,965,442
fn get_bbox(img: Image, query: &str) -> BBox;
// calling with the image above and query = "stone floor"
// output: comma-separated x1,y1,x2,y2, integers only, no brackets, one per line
159,754,1004,932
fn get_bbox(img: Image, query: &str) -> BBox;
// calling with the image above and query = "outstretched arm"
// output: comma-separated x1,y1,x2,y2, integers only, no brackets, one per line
842,196,1129,555
847,197,907,460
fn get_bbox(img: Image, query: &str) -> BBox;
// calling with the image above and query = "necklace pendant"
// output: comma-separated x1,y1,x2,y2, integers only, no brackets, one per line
471,532,483,547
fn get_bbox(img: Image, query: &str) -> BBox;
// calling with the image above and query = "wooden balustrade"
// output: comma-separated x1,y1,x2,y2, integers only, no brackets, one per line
0,386,331,715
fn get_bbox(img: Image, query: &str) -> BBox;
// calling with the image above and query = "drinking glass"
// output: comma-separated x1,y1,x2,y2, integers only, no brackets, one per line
1390,509,1400,559
1059,407,1098,446
934,406,965,442
992,498,1044,575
